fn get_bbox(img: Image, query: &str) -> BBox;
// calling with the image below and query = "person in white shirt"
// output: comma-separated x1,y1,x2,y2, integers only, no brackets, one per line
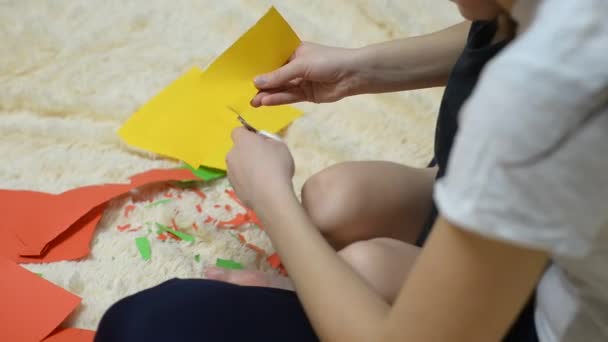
223,0,608,340
435,1,608,341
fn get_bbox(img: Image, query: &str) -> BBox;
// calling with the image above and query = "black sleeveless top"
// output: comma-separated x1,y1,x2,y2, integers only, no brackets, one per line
419,21,509,247
419,21,539,342
433,20,510,179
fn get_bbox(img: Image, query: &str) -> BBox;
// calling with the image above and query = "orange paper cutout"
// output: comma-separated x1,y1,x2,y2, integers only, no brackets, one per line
0,204,103,264
2,168,196,257
43,328,95,342
0,257,81,342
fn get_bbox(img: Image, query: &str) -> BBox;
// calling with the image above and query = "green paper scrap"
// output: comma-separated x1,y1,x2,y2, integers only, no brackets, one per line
216,258,243,270
194,254,201,263
144,199,172,208
155,223,195,243
173,180,198,189
182,163,226,181
135,237,151,261
35,273,43,278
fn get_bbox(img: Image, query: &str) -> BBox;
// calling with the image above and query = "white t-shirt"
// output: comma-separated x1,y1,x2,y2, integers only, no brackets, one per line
433,0,608,341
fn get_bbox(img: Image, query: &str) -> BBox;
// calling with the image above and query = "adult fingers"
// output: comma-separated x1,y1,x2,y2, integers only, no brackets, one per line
253,61,306,90
260,88,306,106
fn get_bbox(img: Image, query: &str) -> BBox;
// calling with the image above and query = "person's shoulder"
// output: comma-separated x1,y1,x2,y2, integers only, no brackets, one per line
516,0,608,43
459,0,608,151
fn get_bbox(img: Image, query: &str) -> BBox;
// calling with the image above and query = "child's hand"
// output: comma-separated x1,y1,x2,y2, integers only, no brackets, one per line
226,127,295,212
251,42,364,106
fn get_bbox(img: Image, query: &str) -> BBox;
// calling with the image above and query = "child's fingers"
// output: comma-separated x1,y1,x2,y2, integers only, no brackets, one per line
251,78,303,107
204,267,268,286
204,267,294,290
260,89,306,106
252,89,306,107
254,62,306,90
251,91,272,107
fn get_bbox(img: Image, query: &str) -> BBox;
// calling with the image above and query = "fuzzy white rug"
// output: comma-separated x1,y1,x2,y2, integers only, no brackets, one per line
0,0,460,330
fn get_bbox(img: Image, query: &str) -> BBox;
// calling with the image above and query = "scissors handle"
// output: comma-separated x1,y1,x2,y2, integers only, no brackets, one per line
258,130,283,142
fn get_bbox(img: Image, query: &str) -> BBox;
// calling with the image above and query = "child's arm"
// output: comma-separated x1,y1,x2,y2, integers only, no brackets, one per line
251,22,471,106
352,21,471,93
226,129,548,341
265,193,546,341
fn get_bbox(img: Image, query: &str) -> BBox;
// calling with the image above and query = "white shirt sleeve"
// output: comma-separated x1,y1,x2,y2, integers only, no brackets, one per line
433,0,608,258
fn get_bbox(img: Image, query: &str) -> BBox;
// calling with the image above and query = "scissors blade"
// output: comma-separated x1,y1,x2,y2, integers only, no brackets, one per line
226,106,258,133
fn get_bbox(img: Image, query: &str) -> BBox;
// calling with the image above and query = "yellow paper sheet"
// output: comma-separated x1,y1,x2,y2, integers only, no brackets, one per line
118,7,302,170
203,6,301,113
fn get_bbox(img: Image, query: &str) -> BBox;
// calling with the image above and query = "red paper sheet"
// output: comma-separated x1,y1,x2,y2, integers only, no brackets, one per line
43,328,95,342
0,257,81,342
0,168,196,257
0,205,103,264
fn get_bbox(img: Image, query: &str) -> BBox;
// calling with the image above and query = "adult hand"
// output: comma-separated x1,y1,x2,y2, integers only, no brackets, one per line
226,127,295,212
251,42,363,106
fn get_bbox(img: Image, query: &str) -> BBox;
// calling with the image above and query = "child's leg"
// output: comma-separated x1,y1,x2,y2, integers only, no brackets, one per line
205,237,419,304
205,161,431,302
338,238,419,303
301,161,437,249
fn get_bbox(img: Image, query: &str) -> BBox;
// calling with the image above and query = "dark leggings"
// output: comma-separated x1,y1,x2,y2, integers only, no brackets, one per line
95,277,537,342
95,278,318,342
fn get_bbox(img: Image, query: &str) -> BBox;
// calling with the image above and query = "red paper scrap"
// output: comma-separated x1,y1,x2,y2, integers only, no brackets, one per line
43,328,95,342
225,189,263,228
116,224,131,232
216,213,250,229
193,189,207,200
267,253,281,269
171,218,179,231
0,205,104,264
126,226,142,233
0,257,81,342
225,189,245,207
245,243,266,256
123,204,136,218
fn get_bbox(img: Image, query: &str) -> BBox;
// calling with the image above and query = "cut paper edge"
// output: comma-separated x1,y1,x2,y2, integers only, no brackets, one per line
11,168,197,257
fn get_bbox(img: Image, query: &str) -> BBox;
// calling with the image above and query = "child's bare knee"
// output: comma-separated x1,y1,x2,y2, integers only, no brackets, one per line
339,239,413,303
301,168,356,235
338,240,386,277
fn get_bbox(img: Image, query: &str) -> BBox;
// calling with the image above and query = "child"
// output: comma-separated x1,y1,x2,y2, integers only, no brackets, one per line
96,1,608,341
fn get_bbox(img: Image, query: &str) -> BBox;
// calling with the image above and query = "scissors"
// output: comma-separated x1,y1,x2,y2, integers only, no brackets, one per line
227,106,282,142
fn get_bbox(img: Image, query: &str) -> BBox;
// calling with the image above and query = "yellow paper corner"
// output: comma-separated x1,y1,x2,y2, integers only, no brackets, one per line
118,7,302,170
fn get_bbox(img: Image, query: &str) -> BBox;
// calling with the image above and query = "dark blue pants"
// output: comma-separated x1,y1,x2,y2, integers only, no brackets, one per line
95,278,318,341
96,278,537,342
